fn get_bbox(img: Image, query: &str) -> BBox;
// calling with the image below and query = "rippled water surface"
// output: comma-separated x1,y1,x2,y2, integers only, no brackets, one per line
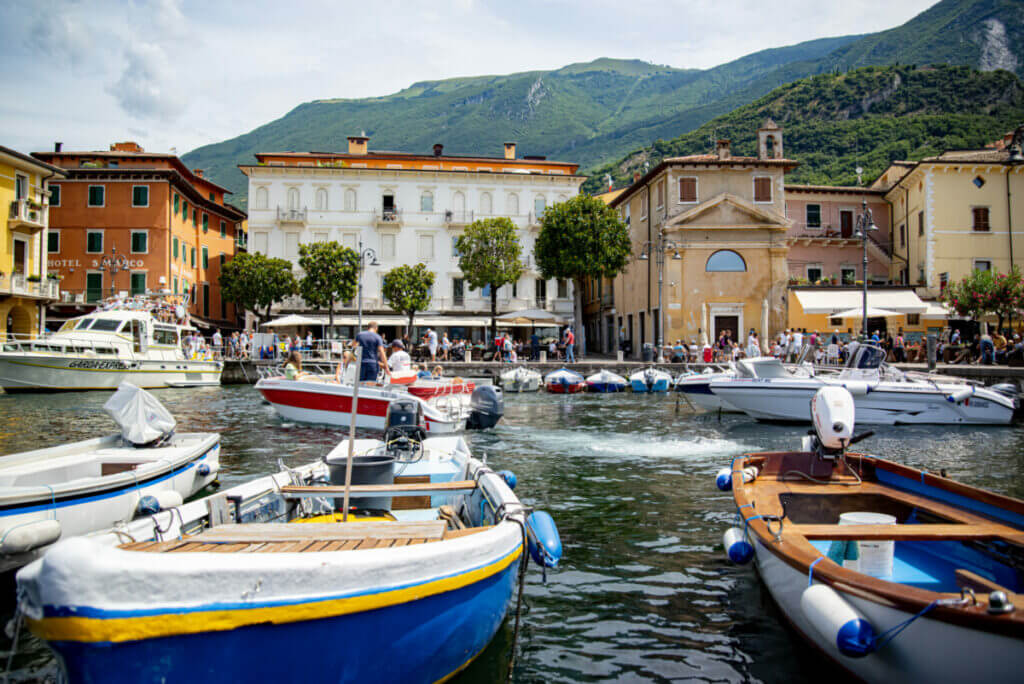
1,385,1023,682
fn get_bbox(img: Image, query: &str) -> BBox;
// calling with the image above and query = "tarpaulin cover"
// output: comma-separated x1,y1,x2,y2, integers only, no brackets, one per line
103,382,176,447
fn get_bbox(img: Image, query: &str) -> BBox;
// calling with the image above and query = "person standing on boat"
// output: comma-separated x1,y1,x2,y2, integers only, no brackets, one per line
388,339,411,373
356,321,389,383
212,329,223,358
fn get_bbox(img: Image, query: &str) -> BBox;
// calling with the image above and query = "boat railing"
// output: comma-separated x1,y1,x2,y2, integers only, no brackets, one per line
1,332,123,356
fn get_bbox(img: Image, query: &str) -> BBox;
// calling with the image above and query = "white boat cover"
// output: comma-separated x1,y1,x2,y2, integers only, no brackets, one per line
103,382,176,446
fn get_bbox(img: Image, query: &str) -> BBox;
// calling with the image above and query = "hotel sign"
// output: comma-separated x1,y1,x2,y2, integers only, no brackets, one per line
49,259,146,268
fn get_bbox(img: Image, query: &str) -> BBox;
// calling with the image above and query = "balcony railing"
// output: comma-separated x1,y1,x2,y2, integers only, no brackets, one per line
276,206,307,223
2,274,59,300
8,200,46,231
444,210,474,225
374,208,403,225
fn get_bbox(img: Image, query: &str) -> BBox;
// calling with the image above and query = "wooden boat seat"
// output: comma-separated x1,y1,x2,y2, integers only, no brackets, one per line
790,523,1024,542
955,569,1017,597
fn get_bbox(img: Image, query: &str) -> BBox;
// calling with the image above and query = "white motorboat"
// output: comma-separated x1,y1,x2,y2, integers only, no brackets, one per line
0,297,221,391
255,375,503,432
674,364,739,411
585,369,627,393
499,366,541,393
710,346,1018,425
17,406,561,683
0,383,219,572
629,367,672,393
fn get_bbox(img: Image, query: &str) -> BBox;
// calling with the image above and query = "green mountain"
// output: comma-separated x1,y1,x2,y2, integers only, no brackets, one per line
584,65,1024,193
183,0,1024,206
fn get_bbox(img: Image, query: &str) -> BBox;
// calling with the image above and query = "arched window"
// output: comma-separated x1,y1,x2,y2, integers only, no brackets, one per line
420,191,433,212
287,188,300,210
254,187,268,210
480,192,492,215
344,188,357,212
506,193,519,215
705,250,746,272
533,196,546,217
452,191,465,212
315,188,328,211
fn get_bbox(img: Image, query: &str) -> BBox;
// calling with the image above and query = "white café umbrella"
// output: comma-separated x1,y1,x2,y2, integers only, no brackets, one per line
832,306,903,319
495,309,566,325
261,314,322,328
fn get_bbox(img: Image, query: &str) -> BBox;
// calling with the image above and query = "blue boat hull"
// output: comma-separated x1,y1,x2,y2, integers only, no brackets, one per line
47,559,520,684
630,379,669,393
587,382,624,393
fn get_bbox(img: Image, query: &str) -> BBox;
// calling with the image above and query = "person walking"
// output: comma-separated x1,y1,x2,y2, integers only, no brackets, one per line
746,331,760,359
355,321,389,383
565,327,576,363
894,329,906,363
425,327,438,362
441,333,451,361
530,331,540,361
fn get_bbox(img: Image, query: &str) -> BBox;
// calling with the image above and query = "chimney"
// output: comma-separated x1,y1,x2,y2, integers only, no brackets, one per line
347,134,369,155
716,139,731,160
194,169,204,177
54,142,63,153
110,141,143,153
504,142,516,160
433,143,443,157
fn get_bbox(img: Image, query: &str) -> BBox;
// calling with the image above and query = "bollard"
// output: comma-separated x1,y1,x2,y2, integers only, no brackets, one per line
926,333,937,371
540,350,547,363
617,350,624,362
465,350,471,363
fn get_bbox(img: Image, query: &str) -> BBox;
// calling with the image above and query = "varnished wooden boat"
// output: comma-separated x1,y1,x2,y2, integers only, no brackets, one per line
722,387,1023,682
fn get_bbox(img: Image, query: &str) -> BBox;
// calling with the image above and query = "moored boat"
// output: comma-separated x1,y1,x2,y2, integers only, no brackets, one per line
17,407,561,684
499,367,541,393
717,386,1024,682
585,369,627,393
629,367,672,393
407,376,476,399
674,365,738,411
0,383,219,573
544,368,585,394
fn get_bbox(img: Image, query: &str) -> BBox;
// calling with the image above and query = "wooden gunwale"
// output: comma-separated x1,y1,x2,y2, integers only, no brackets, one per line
731,451,1024,638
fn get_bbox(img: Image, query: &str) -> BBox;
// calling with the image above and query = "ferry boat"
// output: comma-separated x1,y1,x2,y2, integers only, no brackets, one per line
0,297,222,391
17,405,561,683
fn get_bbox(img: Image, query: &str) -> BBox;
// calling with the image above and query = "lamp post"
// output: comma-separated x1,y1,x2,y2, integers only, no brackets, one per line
97,246,130,298
638,229,682,362
356,239,379,332
854,198,879,339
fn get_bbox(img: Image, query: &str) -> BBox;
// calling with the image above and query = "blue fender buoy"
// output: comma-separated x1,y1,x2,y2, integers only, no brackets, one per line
801,584,876,657
197,463,212,477
723,526,754,564
715,468,733,491
498,470,517,490
137,495,161,516
526,511,562,568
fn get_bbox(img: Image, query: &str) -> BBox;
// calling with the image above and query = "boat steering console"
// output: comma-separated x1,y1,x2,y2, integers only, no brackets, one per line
383,398,427,463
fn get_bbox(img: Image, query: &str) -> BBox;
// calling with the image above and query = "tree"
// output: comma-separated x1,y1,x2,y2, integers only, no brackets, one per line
988,267,1024,332
456,217,524,341
219,252,297,323
297,241,359,332
382,263,436,334
942,268,996,323
534,194,631,356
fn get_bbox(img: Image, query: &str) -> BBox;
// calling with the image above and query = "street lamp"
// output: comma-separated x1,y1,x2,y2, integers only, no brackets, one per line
637,229,682,362
97,246,130,298
356,239,379,332
854,198,879,339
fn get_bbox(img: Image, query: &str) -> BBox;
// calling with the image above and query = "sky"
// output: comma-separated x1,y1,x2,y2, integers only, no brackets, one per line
0,0,939,158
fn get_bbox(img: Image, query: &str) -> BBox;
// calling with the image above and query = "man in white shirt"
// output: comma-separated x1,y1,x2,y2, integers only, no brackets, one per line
746,331,760,358
387,340,411,372
425,328,438,361
790,329,803,361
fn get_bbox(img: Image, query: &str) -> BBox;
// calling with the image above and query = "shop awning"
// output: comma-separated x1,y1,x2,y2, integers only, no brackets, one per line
921,302,950,320
793,289,928,315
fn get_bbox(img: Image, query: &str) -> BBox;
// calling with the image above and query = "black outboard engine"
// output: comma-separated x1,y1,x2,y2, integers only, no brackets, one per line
991,383,1020,399
466,385,504,430
384,398,427,460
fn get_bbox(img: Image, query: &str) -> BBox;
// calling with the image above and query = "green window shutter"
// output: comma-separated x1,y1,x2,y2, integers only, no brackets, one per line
131,232,147,253
193,209,197,226
219,253,225,266
182,200,188,218
47,232,59,253
173,277,178,294
173,194,179,214
50,185,60,206
86,273,103,302
202,247,208,268
202,214,209,232
88,186,104,206
173,236,179,259
220,221,226,238
191,247,195,267
132,186,148,206
87,232,103,252
130,273,146,295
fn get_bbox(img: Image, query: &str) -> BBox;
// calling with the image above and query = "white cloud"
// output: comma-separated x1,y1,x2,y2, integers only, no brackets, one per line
106,41,182,120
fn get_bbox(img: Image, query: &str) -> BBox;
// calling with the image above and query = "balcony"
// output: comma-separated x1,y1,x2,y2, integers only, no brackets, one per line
528,211,543,229
8,200,46,233
276,206,307,224
1,274,59,301
374,208,403,227
444,210,474,227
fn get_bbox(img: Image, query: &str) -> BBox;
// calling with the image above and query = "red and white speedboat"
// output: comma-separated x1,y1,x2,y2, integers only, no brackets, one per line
408,377,476,400
544,368,586,394
255,376,467,433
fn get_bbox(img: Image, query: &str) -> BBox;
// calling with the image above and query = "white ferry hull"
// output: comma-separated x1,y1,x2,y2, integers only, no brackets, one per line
0,354,222,391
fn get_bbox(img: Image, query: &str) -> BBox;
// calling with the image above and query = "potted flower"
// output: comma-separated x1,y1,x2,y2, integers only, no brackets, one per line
26,274,41,282
47,273,61,281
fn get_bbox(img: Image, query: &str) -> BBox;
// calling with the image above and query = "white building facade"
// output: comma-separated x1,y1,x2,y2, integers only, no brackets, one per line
240,137,584,340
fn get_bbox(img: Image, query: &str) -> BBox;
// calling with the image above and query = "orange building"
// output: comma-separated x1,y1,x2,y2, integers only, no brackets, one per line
33,142,247,329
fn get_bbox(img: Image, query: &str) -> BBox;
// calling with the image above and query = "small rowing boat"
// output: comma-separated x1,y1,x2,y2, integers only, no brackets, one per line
629,367,672,393
499,367,541,393
585,369,627,393
718,386,1024,682
544,368,585,394
0,383,219,573
17,403,561,683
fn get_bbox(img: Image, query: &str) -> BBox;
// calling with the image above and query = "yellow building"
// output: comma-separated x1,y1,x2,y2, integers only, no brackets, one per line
876,127,1024,297
0,145,66,340
609,121,797,355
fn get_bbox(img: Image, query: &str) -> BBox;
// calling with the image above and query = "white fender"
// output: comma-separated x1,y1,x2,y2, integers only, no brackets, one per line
722,526,754,564
715,466,758,491
801,583,876,657
840,380,870,396
0,519,62,555
946,386,975,404
154,491,184,509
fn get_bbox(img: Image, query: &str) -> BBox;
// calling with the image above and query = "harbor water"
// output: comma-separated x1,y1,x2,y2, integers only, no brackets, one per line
1,385,1023,682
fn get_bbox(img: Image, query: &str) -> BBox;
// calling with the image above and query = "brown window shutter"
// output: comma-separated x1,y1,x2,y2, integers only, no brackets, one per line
679,178,697,202
754,178,772,202
973,207,990,232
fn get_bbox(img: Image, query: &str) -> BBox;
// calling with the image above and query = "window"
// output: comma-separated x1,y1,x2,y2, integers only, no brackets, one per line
900,224,906,247
220,220,226,238
48,230,60,254
190,246,196,267
906,314,921,326
453,278,464,305
209,192,215,201
535,278,547,306
173,276,178,294
315,188,328,211
173,194,179,214
480,192,492,215
130,230,148,253
506,193,519,215
640,190,647,219
418,234,434,260
344,188,357,212
534,196,546,216
86,231,103,253
678,177,697,203
557,279,568,299
285,233,299,258
132,185,149,207
705,250,746,272
806,264,823,282
841,267,856,284
481,284,491,298
287,187,300,210
49,185,61,207
202,247,209,269
254,187,268,210
420,192,434,212
974,259,992,272
972,207,990,232
15,174,27,200
202,213,209,233
86,273,103,302
939,272,949,292
753,177,772,203
181,199,188,218
313,231,328,243
973,176,985,189
219,253,226,267
130,272,146,296
381,233,396,260
806,204,821,228
253,232,268,254
192,209,198,227
917,211,924,237
829,317,843,327
88,185,105,207
656,182,664,209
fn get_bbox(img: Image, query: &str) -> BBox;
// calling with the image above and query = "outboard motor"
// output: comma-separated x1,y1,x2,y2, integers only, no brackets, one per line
804,386,873,457
991,383,1020,399
466,385,504,430
383,398,427,460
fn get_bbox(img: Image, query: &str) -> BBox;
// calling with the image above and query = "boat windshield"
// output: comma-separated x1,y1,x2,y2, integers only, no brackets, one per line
76,318,96,330
90,319,124,333
847,344,886,370
738,358,789,379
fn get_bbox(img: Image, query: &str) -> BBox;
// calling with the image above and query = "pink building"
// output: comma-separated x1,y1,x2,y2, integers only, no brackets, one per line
784,185,891,285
